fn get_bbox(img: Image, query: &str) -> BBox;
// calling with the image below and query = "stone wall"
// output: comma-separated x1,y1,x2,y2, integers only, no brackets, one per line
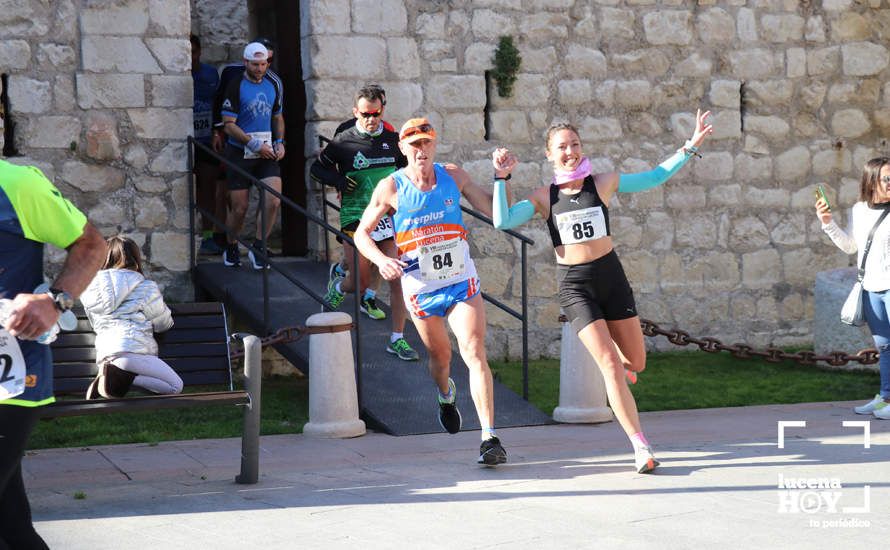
1,0,193,300
301,0,890,359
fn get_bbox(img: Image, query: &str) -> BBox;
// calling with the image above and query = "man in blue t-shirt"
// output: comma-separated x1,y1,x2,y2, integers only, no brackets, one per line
0,159,104,547
191,34,226,255
219,42,285,270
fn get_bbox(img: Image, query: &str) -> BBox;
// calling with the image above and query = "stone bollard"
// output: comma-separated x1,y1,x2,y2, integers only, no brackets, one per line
303,312,366,438
552,320,613,424
814,268,873,357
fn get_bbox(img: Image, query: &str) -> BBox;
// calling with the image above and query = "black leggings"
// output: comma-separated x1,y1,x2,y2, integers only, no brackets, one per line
0,406,48,550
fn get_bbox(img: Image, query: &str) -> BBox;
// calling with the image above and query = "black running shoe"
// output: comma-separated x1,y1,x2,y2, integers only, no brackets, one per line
223,244,240,267
437,378,462,434
478,436,507,466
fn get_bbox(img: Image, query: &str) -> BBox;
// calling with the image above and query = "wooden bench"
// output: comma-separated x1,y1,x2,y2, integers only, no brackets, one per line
43,302,262,484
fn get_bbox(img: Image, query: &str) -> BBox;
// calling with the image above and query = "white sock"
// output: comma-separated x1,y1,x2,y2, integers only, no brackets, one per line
364,289,376,300
390,332,403,344
482,427,497,441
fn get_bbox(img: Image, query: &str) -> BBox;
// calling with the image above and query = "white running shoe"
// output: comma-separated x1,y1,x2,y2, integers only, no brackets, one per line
873,401,890,420
634,445,659,474
854,394,884,415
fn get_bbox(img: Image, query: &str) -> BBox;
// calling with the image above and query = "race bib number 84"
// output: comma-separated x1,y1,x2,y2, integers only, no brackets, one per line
418,238,466,282
555,206,607,245
0,329,26,400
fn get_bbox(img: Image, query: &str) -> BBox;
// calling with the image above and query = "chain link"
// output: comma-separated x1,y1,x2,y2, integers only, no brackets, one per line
568,315,877,366
639,318,878,367
229,322,354,359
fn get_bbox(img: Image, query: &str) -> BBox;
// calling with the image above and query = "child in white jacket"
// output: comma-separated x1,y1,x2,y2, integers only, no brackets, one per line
80,236,183,399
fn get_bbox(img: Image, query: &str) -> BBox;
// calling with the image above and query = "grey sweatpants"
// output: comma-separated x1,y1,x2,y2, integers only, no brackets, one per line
104,352,184,394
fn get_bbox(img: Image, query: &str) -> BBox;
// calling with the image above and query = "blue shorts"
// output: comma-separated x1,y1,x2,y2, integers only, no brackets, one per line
406,277,481,319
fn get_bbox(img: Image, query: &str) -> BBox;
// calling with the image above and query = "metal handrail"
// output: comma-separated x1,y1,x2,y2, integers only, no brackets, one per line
187,137,365,404
460,206,532,399
315,134,534,399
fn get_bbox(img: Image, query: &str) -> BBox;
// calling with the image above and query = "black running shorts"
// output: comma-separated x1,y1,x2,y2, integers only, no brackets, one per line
557,250,638,333
225,144,280,190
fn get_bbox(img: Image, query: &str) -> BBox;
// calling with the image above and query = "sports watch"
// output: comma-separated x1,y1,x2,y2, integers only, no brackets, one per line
47,287,74,312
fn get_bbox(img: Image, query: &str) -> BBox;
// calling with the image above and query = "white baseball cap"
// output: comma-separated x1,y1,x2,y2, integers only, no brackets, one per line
243,42,268,62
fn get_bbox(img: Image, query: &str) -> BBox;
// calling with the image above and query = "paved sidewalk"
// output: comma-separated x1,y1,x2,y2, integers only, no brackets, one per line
25,401,888,549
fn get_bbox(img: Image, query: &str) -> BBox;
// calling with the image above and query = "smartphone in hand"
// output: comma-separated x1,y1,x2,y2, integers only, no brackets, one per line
815,185,831,212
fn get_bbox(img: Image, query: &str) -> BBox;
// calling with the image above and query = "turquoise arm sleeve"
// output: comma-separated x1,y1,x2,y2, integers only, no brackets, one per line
618,149,691,193
492,179,535,230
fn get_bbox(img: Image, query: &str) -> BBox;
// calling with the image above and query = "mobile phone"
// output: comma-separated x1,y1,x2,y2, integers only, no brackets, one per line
815,185,831,211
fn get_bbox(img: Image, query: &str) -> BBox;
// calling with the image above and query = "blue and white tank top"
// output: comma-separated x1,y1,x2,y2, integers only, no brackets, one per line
392,164,477,295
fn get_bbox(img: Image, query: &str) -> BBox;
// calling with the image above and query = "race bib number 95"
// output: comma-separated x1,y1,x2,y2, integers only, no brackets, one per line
0,329,26,400
370,217,395,241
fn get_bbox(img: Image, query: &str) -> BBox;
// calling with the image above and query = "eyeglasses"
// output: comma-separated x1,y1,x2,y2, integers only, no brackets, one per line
400,124,435,139
359,110,382,119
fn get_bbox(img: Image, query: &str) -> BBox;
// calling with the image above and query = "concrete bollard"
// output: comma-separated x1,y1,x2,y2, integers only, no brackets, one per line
303,312,366,438
553,320,613,424
814,268,874,357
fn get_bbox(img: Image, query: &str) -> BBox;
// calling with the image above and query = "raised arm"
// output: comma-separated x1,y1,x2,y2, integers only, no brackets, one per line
489,148,540,230
613,109,713,196
817,196,857,254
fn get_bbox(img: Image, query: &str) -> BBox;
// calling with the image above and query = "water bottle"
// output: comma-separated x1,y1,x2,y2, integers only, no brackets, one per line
0,298,61,345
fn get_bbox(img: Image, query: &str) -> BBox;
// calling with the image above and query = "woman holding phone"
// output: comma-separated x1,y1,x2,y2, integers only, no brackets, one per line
816,157,890,420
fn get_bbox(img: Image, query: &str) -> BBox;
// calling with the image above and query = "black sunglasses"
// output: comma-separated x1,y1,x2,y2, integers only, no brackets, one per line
359,110,383,119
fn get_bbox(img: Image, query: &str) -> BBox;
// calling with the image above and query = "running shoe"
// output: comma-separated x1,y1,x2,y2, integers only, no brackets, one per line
437,378,462,434
873,401,890,420
387,337,419,361
478,436,508,466
324,282,345,309
634,445,660,474
329,262,346,282
199,237,224,255
223,244,240,267
248,240,270,270
360,296,386,320
854,394,884,415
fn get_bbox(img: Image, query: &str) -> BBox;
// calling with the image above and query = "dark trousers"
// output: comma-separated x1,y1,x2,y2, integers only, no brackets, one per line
0,405,48,549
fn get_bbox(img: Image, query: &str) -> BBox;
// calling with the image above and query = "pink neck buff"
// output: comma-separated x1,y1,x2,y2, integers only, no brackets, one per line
552,157,591,186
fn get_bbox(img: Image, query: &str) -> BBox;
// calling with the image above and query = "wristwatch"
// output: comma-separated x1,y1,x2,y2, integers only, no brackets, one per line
47,287,74,312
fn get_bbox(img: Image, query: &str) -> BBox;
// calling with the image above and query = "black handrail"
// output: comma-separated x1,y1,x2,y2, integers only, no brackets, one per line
315,135,534,400
187,137,365,405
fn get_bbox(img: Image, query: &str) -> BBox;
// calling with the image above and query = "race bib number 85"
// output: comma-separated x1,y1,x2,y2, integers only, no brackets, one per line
554,206,607,245
418,238,466,282
0,329,26,400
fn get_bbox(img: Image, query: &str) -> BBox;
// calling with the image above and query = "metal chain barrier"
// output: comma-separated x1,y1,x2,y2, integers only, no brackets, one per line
638,318,878,367
558,314,878,367
229,323,354,359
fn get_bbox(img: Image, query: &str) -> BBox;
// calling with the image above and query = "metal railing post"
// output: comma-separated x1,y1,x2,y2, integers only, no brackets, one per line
235,333,261,484
521,241,529,401
258,184,269,333
352,245,362,410
187,137,196,271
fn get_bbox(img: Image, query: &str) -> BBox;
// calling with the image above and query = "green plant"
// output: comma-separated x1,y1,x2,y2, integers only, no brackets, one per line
73,491,86,500
491,36,522,98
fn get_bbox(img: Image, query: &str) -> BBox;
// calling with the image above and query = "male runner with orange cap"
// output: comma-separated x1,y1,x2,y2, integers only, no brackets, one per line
354,118,516,466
